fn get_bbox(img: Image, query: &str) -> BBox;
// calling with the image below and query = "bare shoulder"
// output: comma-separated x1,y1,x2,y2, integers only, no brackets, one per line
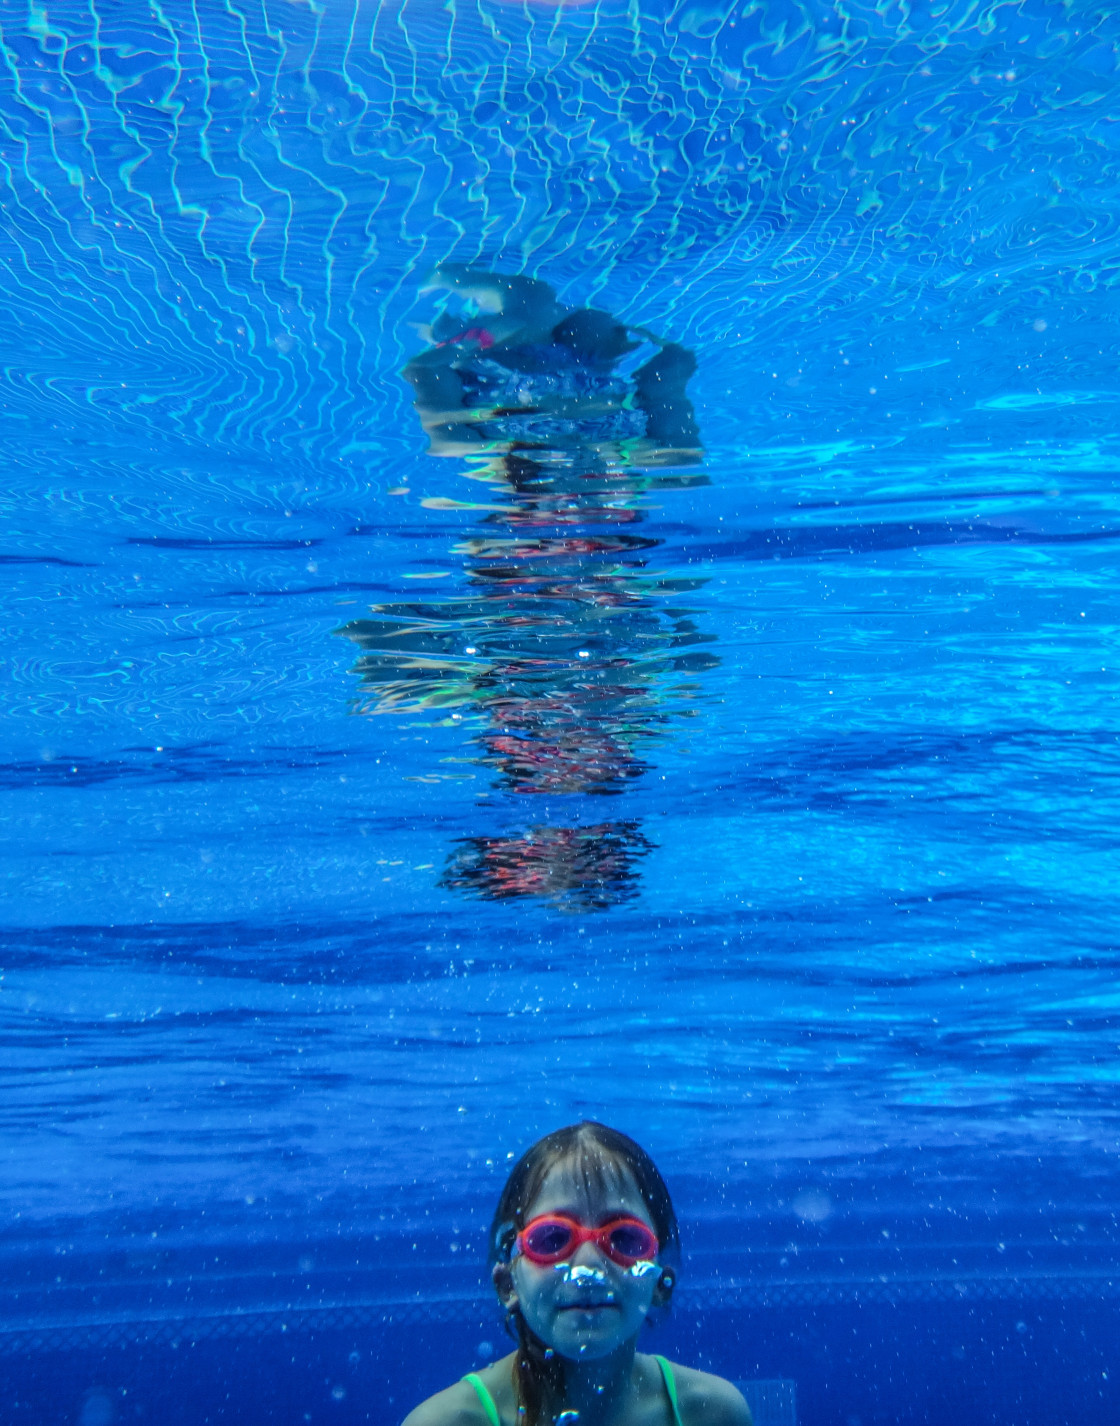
667,1362,753,1426
400,1378,491,1426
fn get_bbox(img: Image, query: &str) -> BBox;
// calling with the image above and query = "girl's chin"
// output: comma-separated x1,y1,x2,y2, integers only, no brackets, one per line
552,1341,623,1360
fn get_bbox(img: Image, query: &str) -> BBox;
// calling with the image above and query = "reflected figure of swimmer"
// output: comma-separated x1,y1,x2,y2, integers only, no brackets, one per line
339,269,714,909
403,1123,749,1426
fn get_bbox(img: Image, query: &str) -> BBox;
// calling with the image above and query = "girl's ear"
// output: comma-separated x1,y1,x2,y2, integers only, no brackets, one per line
492,1261,519,1310
652,1267,675,1308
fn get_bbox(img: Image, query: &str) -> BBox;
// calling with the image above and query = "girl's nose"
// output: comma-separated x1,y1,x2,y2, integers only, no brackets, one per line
569,1239,608,1270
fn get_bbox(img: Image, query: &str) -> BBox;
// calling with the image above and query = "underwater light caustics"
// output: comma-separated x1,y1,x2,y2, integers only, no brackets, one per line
337,267,713,909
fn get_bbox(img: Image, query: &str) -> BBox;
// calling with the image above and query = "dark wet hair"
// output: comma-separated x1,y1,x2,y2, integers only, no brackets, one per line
551,308,637,364
488,1122,679,1426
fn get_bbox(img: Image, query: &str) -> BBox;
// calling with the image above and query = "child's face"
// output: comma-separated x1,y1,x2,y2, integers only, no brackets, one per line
501,1157,665,1361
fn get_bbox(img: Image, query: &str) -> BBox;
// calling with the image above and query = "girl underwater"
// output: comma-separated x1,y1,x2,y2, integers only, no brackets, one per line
403,1122,750,1426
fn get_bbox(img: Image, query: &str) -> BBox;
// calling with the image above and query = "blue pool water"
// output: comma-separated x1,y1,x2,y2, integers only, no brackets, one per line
1,0,1119,1421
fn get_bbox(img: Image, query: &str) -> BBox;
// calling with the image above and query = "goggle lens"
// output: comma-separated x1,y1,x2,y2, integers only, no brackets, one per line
606,1221,658,1261
522,1219,577,1260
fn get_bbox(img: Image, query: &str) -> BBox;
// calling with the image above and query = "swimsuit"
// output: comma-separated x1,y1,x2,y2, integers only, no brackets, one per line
462,1354,684,1426
456,351,648,449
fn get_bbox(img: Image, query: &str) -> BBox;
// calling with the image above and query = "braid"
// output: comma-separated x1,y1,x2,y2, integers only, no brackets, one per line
507,1304,563,1426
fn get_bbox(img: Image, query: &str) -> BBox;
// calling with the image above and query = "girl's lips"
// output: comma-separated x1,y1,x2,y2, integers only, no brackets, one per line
557,1302,619,1312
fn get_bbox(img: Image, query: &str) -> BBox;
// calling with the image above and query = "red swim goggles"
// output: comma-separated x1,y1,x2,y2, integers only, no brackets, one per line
515,1214,659,1267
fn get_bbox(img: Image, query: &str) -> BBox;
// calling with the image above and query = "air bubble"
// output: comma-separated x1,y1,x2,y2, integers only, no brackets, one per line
561,1263,608,1285
79,1393,115,1426
792,1188,832,1223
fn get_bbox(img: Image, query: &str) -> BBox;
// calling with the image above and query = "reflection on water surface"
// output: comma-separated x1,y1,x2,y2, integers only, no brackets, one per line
338,267,716,909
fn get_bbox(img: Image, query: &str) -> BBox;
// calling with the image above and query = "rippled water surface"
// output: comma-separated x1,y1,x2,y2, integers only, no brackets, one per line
2,0,1120,1419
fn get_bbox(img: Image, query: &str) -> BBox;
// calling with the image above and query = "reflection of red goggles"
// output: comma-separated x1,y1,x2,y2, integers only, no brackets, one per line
515,1214,659,1267
434,326,494,350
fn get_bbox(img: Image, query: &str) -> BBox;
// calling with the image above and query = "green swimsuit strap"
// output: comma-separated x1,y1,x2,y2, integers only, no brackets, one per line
463,1360,681,1426
654,1355,685,1426
462,1373,502,1426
